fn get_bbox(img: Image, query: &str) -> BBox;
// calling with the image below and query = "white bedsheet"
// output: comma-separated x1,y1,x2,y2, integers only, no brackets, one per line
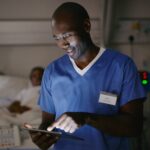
0,107,42,126
0,75,28,100
0,75,50,149
0,108,42,149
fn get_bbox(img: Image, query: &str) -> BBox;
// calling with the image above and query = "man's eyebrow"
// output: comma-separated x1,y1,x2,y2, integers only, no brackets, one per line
53,35,57,38
52,32,67,38
63,32,69,34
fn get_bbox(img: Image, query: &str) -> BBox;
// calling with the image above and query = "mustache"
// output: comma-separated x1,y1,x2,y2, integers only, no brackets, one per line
67,45,76,51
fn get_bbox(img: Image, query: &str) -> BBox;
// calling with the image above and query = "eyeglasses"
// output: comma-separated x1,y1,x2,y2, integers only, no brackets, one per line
53,32,77,41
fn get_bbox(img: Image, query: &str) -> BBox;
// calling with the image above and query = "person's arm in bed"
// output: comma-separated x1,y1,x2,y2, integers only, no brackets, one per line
8,101,31,114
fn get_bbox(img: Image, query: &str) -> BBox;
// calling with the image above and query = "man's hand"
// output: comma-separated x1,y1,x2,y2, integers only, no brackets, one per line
24,123,60,150
47,112,89,133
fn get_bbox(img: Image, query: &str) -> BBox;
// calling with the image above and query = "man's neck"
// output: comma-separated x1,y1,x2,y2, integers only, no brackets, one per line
75,46,100,69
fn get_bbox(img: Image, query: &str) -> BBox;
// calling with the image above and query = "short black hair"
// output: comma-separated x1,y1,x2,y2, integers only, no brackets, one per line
52,2,90,26
30,66,44,79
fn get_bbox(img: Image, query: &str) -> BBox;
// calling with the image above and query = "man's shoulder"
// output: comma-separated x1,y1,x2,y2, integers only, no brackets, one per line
45,54,68,71
105,48,132,64
106,48,129,59
54,54,68,63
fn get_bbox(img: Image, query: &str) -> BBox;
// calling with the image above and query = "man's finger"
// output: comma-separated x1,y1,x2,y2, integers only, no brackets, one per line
47,114,67,131
57,117,72,130
47,122,57,131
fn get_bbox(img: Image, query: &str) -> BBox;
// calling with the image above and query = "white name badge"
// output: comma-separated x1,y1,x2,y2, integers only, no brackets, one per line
99,91,118,105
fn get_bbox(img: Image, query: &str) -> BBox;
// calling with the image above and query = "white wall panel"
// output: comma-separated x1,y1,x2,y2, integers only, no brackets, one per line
0,19,101,45
0,0,101,19
0,0,101,76
0,45,64,77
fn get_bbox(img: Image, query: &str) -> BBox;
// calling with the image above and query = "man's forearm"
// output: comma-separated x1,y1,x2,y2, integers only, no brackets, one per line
86,113,143,137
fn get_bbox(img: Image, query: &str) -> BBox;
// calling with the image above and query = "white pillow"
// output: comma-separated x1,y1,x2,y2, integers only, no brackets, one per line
0,75,28,99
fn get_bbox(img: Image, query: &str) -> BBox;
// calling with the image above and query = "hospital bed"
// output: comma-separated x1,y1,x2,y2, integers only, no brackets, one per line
0,75,42,149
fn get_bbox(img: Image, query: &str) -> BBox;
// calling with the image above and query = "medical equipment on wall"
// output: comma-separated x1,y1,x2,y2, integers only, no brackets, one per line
139,71,150,92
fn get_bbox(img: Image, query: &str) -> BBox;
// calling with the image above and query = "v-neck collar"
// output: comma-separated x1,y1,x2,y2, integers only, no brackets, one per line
69,47,106,76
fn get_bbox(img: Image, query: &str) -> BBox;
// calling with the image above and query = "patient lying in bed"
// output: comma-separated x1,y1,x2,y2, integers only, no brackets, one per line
0,66,44,127
0,67,44,149
7,66,44,114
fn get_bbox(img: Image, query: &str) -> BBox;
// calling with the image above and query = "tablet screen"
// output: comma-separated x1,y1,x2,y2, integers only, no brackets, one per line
22,127,84,141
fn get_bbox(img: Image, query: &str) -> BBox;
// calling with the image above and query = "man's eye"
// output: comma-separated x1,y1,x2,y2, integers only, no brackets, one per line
54,37,60,41
65,33,71,37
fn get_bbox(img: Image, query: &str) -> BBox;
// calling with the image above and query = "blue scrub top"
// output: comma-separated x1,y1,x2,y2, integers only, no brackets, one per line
38,49,146,150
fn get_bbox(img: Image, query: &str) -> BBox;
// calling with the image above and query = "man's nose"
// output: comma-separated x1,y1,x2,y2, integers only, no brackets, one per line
61,39,70,49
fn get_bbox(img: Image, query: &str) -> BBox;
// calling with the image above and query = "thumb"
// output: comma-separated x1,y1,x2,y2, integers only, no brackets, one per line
24,123,33,129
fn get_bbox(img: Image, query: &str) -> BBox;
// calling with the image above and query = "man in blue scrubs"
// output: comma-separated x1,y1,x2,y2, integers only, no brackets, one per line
27,2,146,150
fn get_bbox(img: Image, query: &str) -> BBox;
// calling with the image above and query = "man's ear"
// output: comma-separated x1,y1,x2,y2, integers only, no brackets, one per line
83,19,91,33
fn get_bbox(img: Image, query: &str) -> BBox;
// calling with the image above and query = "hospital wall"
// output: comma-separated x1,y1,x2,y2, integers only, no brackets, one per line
0,45,64,77
0,0,150,77
110,0,150,71
0,0,101,77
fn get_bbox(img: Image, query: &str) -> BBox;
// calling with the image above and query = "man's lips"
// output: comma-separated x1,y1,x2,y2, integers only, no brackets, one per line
66,49,75,56
67,49,73,53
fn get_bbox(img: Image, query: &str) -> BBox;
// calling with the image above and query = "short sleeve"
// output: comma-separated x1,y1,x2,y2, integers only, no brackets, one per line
119,58,146,106
38,66,55,114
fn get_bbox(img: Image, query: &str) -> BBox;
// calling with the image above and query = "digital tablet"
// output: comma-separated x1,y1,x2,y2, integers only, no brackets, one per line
22,127,84,141
22,127,62,135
